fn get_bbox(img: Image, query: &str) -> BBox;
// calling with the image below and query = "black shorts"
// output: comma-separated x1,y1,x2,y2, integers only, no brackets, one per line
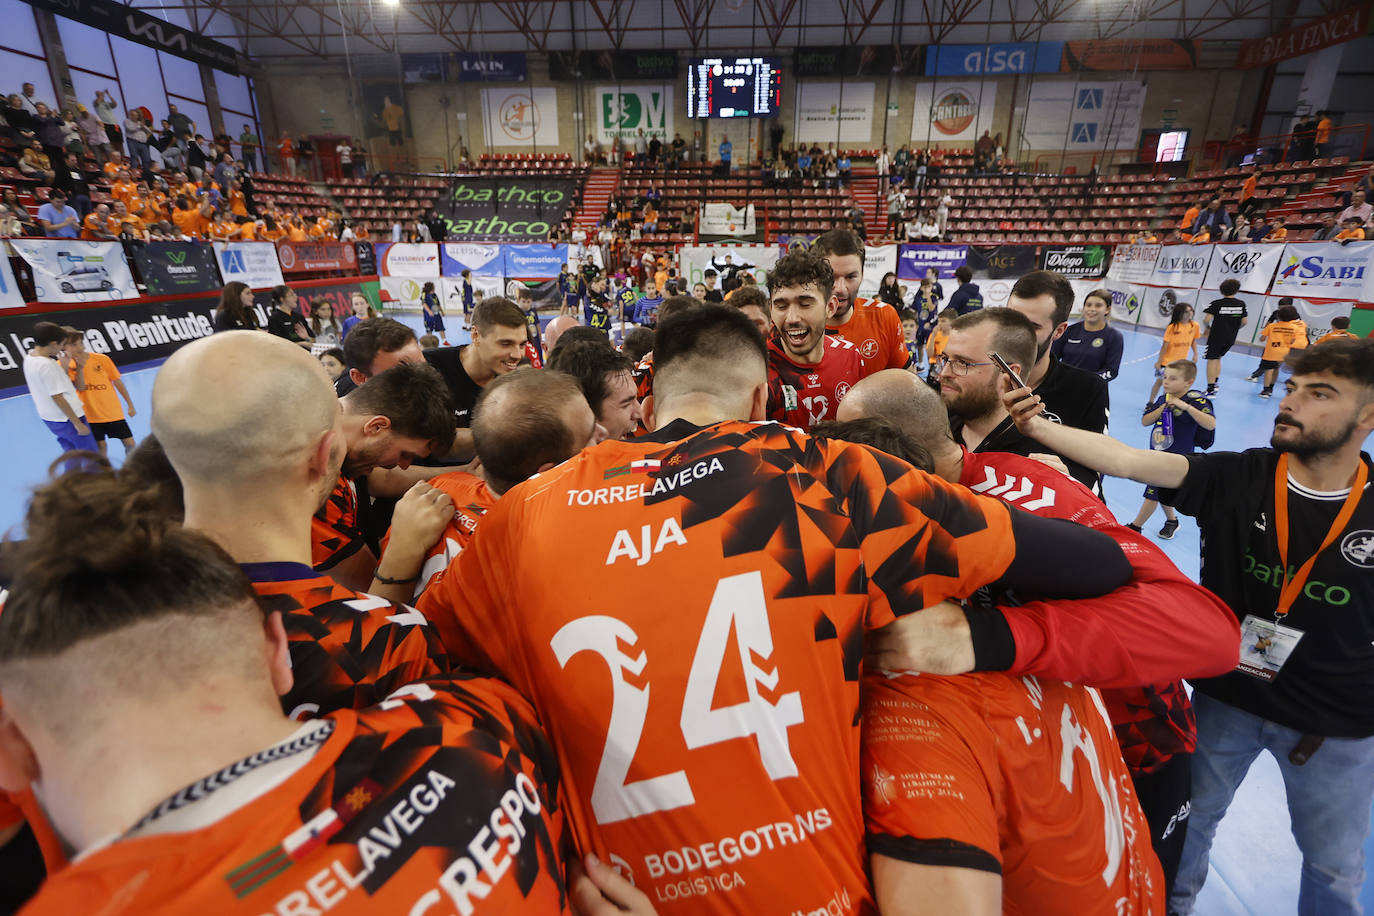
1257,359,1280,372
90,419,133,441
1203,338,1237,360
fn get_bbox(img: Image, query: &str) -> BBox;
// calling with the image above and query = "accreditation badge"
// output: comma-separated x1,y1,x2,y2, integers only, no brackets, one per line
1236,614,1305,682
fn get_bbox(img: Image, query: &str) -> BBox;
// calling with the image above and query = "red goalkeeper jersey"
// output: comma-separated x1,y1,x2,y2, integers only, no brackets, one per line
19,677,571,916
419,419,1017,915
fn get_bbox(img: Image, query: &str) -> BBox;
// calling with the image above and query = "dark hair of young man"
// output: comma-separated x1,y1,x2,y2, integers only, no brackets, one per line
729,285,771,312
810,418,934,473
470,297,527,336
341,317,416,373
1219,279,1241,297
951,307,1037,373
654,304,767,377
547,337,632,414
954,266,973,284
810,228,866,267
621,327,654,363
1010,269,1075,327
345,362,457,455
766,249,836,303
30,321,65,347
1288,338,1374,394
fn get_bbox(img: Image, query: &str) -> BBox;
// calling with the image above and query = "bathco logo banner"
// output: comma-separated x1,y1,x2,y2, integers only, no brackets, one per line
438,178,578,242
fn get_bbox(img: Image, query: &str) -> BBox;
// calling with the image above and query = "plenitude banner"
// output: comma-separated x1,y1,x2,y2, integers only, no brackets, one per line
214,241,285,289
1149,246,1214,289
1201,243,1285,294
1271,241,1374,301
10,239,138,303
376,242,441,278
1040,244,1111,279
128,241,222,297
1107,243,1161,284
897,243,969,280
793,82,876,143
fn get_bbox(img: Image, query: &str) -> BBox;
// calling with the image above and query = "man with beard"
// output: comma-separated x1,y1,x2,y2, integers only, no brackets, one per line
766,248,866,430
936,308,1096,489
1003,338,1374,916
812,229,910,376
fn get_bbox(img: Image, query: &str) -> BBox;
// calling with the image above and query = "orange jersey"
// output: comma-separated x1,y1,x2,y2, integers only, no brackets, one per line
927,330,949,360
238,220,258,241
289,224,310,242
1260,318,1309,361
19,677,571,916
230,189,248,216
1335,227,1366,241
418,419,1017,914
111,179,136,204
383,471,496,599
171,206,209,239
1158,320,1200,366
1316,328,1358,344
827,296,910,374
68,352,124,423
1178,207,1199,232
80,212,110,240
102,161,120,178
263,226,287,242
863,674,1163,915
312,476,368,573
1240,175,1258,201
245,561,447,719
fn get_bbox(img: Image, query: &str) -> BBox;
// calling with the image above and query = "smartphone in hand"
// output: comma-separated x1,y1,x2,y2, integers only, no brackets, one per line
989,351,1027,390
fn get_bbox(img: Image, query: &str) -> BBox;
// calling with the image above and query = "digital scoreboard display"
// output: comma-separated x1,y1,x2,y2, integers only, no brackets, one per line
687,57,782,118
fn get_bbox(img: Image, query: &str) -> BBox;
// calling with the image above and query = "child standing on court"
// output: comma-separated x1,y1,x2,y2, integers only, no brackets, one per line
62,326,136,459
1255,303,1308,399
1148,302,1201,406
421,281,447,345
1129,358,1215,540
926,308,955,384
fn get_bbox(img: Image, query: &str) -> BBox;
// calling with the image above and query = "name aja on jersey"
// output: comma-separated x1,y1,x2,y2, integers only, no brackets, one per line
250,768,545,916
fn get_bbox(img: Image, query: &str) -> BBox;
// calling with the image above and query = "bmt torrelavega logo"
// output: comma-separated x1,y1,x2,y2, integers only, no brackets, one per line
600,88,670,141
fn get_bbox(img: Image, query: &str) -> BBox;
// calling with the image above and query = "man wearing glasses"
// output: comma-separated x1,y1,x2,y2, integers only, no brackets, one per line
937,307,1099,490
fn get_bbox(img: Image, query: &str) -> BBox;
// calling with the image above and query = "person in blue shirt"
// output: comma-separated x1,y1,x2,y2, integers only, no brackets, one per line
632,281,663,326
37,190,80,238
1127,358,1215,539
1050,287,1124,381
584,273,611,335
924,266,945,304
837,154,852,187
718,138,732,176
613,277,639,325
460,269,475,325
946,266,983,315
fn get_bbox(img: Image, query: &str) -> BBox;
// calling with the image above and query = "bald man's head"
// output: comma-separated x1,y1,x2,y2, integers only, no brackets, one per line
543,316,579,353
152,331,341,490
837,369,960,472
472,368,601,495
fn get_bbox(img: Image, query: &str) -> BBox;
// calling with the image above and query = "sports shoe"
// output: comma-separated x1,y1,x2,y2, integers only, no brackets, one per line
1126,523,1143,533
1260,387,1273,399
1205,384,1217,396
1159,519,1179,539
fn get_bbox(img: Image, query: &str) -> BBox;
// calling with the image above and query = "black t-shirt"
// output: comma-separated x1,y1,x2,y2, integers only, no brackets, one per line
947,283,983,315
1033,357,1109,490
424,346,482,427
267,308,306,342
1203,297,1249,348
703,289,724,303
1159,449,1374,736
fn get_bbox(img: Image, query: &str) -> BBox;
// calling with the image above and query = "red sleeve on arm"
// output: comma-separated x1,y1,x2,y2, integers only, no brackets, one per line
999,533,1240,688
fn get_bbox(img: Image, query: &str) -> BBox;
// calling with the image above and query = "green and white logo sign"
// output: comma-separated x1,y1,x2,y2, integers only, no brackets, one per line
597,86,673,142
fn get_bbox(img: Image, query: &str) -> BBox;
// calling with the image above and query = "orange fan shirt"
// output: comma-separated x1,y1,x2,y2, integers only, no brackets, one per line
18,677,572,916
1158,320,1201,366
171,206,209,239
229,189,248,217
419,419,1017,915
1260,318,1309,362
1239,174,1258,202
238,220,259,241
111,179,136,204
827,296,910,374
381,471,496,599
244,561,447,720
1316,328,1358,344
278,138,295,160
263,226,287,242
312,475,369,573
101,161,120,178
927,329,949,360
67,353,124,423
1335,227,1366,241
1178,206,1199,233
289,223,310,242
863,673,1163,915
80,212,110,240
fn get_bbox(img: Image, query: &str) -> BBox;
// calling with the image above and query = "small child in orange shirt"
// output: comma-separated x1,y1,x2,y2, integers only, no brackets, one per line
1256,302,1309,399
1335,216,1367,242
1148,301,1200,405
1315,315,1358,344
926,308,956,385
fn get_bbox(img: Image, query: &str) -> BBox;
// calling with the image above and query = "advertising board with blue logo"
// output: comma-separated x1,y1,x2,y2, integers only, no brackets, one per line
503,244,568,280
897,243,969,280
376,243,441,278
10,239,138,303
924,42,1064,76
214,242,287,289
0,253,25,309
1271,241,1374,300
440,243,503,278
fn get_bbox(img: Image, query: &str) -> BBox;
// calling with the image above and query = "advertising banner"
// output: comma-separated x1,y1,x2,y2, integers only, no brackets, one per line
376,242,441,278
794,46,920,78
1149,246,1214,289
1136,286,1201,330
1237,4,1372,68
279,277,379,322
677,246,779,287
1061,39,1200,71
777,234,819,252
898,243,969,280
699,203,759,240
1107,243,1161,284
596,86,674,144
1201,243,1285,294
0,295,218,391
441,276,504,313
440,243,503,277
1271,241,1374,300
1040,244,1111,279
1103,282,1150,327
437,177,576,242
274,240,358,275
128,241,222,297
1259,295,1358,344
978,278,1017,310
354,242,377,277
924,42,1064,76
379,277,434,312
10,239,138,303
793,82,876,143
911,81,997,143
23,0,243,73
856,245,899,300
450,52,527,82
1024,80,1145,150
966,244,1038,280
503,244,568,280
482,87,559,147
214,241,285,289
549,50,678,81
0,254,26,309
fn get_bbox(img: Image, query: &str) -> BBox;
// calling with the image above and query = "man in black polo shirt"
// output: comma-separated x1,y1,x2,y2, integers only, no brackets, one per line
423,296,528,458
1006,270,1109,489
1004,338,1374,916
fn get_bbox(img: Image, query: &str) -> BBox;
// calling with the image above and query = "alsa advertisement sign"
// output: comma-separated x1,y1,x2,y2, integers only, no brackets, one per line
1201,243,1285,294
597,87,673,143
1040,245,1110,279
214,241,285,289
1271,241,1374,300
275,240,358,275
924,42,1064,76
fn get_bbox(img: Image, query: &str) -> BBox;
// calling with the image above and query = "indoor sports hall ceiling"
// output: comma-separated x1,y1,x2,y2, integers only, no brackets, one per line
134,0,1352,59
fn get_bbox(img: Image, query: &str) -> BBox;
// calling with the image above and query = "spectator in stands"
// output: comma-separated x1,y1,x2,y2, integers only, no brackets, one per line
277,132,295,177
53,151,92,217
238,124,258,172
80,202,113,240
936,191,953,237
947,265,982,316
212,153,237,191
1192,196,1231,238
32,103,66,167
1312,212,1341,240
123,108,151,171
1247,215,1272,242
167,103,193,139
1226,213,1250,242
36,188,78,238
1,187,35,236
214,282,259,332
649,131,663,164
74,104,109,162
59,108,83,155
19,137,53,185
18,82,41,114
1315,110,1333,157
1335,216,1366,242
4,93,35,140
1238,166,1263,217
1267,216,1288,243
1337,188,1371,225
875,145,890,179
92,89,120,147
884,186,906,237
837,151,851,186
318,346,346,380
718,136,732,176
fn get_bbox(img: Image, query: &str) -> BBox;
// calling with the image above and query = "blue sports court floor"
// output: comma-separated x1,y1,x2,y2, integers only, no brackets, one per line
0,318,1370,914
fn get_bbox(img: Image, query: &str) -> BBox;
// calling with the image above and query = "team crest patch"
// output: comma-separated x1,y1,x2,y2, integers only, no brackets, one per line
1340,530,1374,568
